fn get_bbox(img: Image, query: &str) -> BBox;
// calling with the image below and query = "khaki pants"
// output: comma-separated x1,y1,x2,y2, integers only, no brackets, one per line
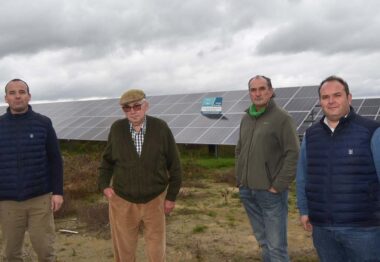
109,193,166,262
0,194,55,262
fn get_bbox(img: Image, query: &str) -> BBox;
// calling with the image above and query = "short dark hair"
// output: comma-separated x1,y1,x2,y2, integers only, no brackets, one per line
318,75,350,97
247,75,276,98
5,79,30,94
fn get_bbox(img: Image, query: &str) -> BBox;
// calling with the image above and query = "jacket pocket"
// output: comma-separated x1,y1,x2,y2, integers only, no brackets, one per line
265,162,280,187
265,162,273,185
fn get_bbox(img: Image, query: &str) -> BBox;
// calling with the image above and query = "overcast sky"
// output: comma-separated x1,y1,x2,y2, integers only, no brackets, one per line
1,0,379,102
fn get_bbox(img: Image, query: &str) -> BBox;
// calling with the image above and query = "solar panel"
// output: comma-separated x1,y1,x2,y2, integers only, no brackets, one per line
175,128,208,143
274,87,299,98
358,106,379,115
227,100,250,113
363,98,380,107
294,86,319,98
285,98,318,111
289,112,309,127
351,99,364,107
196,128,236,144
274,98,289,108
1,86,379,145
170,115,197,127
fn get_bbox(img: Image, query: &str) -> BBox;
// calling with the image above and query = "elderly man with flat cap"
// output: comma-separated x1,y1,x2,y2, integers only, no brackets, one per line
98,89,182,262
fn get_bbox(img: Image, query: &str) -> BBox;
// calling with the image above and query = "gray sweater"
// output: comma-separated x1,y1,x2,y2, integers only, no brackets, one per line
235,100,299,192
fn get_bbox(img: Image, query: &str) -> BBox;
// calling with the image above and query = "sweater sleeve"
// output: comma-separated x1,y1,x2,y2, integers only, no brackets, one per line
371,127,380,182
98,128,115,191
296,138,309,216
46,119,64,195
272,116,300,192
165,125,182,201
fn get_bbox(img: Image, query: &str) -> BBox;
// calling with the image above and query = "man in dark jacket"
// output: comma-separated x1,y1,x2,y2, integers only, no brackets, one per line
98,89,182,262
236,75,299,261
0,79,63,261
296,75,380,261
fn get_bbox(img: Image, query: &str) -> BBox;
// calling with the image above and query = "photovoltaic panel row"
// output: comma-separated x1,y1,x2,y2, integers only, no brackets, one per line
0,86,378,145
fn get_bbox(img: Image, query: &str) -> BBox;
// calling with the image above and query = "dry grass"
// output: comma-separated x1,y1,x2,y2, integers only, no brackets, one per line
47,143,319,261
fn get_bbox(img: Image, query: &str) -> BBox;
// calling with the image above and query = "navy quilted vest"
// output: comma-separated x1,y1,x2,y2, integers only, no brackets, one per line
305,111,380,227
0,108,53,200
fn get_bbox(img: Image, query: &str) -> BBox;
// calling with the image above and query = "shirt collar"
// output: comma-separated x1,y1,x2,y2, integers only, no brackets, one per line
129,116,147,134
323,111,349,132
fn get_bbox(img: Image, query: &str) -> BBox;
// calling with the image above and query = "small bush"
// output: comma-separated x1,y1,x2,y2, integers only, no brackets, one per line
192,225,208,233
213,168,236,186
63,154,100,199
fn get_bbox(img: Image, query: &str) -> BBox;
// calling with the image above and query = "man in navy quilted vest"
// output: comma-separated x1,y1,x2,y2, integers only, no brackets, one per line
0,79,63,261
296,75,380,262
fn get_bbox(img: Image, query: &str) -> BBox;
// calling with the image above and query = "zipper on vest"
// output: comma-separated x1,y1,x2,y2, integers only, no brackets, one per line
327,133,335,224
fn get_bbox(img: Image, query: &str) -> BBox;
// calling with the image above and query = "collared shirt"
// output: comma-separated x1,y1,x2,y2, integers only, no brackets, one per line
129,117,146,156
323,112,349,132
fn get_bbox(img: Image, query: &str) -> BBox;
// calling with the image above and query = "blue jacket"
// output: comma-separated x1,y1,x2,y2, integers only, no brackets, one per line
0,106,63,201
296,110,380,227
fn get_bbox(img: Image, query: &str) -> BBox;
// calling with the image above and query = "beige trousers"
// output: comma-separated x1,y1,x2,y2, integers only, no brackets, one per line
109,193,166,262
0,194,55,262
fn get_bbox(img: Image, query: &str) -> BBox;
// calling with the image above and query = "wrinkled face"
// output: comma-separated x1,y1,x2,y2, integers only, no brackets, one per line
319,80,352,122
249,77,273,110
121,99,149,126
5,81,31,114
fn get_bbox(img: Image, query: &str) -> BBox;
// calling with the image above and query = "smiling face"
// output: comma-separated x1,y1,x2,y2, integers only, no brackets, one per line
5,80,31,114
319,80,352,126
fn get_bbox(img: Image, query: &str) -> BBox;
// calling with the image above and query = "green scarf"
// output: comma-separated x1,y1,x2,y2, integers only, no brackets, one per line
249,104,266,118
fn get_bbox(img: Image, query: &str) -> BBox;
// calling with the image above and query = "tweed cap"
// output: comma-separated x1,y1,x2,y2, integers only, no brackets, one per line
119,89,146,105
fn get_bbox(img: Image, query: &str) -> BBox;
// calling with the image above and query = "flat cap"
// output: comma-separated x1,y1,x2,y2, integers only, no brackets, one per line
120,89,146,105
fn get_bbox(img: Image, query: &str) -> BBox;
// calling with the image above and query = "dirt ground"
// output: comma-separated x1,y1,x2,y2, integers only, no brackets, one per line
0,181,318,261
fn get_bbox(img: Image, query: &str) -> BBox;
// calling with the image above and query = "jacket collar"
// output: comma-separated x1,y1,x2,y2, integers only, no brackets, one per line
245,99,276,117
6,105,33,119
320,106,356,133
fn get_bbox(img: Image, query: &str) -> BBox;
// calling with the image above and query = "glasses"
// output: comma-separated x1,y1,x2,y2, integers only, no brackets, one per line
122,103,143,112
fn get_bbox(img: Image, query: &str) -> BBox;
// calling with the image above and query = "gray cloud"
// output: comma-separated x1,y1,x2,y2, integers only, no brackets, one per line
0,0,379,102
256,1,380,55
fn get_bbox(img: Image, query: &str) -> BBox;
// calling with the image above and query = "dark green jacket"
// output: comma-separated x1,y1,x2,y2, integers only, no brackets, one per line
98,115,182,203
235,100,299,192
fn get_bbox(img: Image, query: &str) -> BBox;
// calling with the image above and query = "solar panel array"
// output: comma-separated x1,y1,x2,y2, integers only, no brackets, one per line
1,86,379,145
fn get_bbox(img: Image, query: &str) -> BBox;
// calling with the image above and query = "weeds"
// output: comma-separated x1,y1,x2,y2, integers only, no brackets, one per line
192,225,208,233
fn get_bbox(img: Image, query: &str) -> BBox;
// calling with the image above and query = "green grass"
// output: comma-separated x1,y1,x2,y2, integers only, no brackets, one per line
182,156,235,169
192,225,208,233
196,157,235,169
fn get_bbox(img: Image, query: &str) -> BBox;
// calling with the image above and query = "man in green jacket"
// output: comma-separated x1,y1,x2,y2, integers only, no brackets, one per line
98,89,182,262
236,75,299,262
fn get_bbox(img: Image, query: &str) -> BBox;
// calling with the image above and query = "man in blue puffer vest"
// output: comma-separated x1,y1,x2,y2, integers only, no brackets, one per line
296,75,380,262
0,79,63,261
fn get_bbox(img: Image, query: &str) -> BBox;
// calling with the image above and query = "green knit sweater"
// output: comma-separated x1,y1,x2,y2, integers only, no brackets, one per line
98,115,182,203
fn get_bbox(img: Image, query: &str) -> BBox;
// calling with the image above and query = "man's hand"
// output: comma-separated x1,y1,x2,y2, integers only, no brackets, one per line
103,187,115,200
51,195,64,212
268,187,278,193
164,200,175,214
300,215,313,232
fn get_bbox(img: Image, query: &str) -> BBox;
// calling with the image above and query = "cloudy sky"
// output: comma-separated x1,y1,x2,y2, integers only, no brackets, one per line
1,0,379,102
